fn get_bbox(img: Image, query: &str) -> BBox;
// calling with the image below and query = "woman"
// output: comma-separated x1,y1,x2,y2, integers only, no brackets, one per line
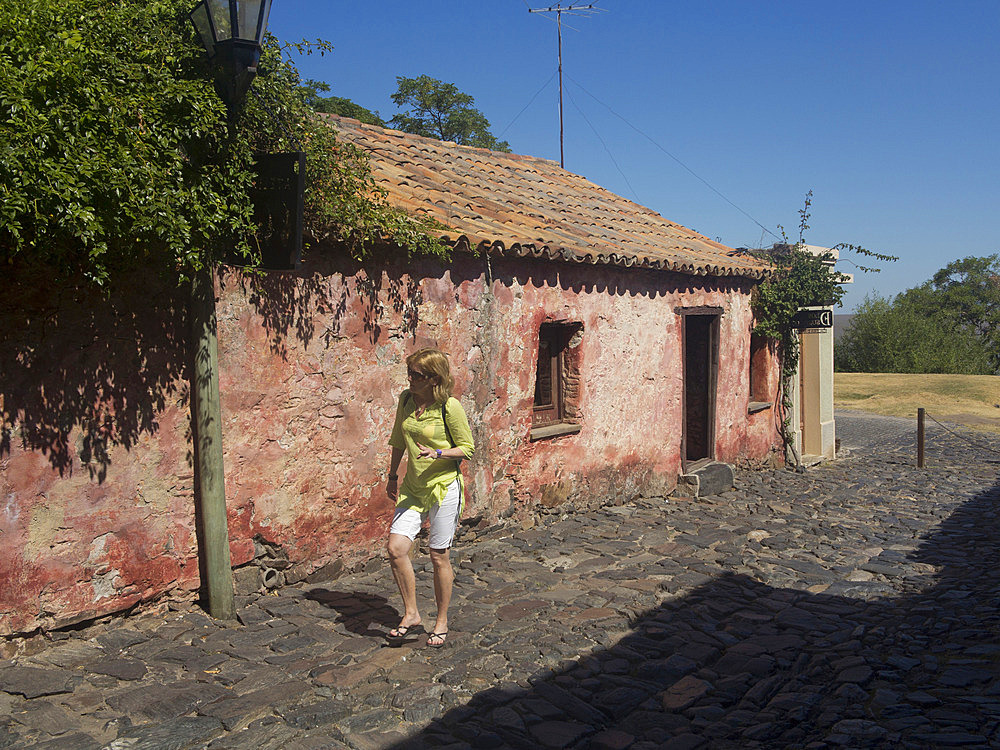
386,348,475,647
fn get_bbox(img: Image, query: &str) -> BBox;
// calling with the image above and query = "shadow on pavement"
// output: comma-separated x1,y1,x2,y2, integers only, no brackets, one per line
303,590,400,638
387,475,1000,749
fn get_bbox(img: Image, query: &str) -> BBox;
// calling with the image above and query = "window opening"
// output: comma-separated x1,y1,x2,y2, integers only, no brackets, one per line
748,333,773,413
531,321,583,439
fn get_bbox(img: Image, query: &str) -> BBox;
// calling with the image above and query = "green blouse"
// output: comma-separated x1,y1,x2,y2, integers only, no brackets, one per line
389,391,475,513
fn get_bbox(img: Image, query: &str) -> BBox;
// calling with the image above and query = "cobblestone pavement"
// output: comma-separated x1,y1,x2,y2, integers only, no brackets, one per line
2,414,999,749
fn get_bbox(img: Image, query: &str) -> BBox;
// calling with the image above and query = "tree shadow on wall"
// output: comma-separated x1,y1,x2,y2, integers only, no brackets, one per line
389,476,1000,748
0,268,190,482
0,245,430,480
235,243,427,356
235,241,759,363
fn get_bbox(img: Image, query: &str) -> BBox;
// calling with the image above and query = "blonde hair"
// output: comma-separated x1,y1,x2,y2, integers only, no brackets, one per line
406,348,454,404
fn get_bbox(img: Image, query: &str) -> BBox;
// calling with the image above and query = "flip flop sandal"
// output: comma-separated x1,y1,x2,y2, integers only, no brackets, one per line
387,624,423,640
426,631,448,647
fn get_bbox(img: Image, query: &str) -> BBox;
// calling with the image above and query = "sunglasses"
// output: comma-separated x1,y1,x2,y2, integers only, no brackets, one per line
407,369,433,381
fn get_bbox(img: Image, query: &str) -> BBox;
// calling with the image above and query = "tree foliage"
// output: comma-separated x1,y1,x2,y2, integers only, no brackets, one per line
753,192,855,380
752,243,850,405
316,95,386,127
752,246,847,341
390,75,510,152
298,79,385,126
926,255,1000,361
836,255,1000,374
0,0,444,287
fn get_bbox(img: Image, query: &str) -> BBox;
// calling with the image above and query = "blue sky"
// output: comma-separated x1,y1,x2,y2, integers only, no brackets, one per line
268,0,999,312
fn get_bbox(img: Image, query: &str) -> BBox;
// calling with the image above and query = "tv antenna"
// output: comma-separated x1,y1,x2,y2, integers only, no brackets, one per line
528,2,606,168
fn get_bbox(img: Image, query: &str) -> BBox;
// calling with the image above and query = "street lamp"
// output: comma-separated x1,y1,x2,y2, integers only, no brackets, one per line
186,0,274,620
190,0,273,111
191,0,303,272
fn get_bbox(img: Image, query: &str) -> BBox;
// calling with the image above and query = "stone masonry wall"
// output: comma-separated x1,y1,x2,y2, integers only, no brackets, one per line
0,249,781,636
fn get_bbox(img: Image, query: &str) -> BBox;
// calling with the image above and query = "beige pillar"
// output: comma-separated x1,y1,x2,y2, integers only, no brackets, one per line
784,243,849,465
789,307,836,463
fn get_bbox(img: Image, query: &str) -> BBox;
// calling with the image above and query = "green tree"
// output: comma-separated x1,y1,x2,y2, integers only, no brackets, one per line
925,254,1000,370
753,244,847,342
928,254,1000,330
298,79,385,126
835,255,1000,374
316,95,386,126
390,74,510,152
835,292,991,374
0,0,443,286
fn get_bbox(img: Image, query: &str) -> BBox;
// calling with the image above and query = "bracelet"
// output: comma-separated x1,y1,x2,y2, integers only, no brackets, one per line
388,474,398,481
436,449,442,458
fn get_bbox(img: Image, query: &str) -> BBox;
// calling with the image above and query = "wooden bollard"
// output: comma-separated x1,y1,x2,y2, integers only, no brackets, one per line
917,407,925,468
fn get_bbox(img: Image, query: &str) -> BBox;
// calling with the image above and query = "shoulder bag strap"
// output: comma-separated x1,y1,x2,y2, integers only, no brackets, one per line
441,400,454,448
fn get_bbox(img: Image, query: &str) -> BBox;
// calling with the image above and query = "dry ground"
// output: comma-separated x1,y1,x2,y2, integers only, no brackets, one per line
835,372,1000,432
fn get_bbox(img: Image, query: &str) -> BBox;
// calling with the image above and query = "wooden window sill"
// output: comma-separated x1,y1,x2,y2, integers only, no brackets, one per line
530,423,582,441
748,401,772,414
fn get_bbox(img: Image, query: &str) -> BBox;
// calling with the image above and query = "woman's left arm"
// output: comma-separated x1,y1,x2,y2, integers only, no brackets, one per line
444,397,475,459
416,397,475,460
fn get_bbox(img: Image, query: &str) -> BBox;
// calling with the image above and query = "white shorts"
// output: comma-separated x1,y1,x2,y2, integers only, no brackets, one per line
389,478,462,550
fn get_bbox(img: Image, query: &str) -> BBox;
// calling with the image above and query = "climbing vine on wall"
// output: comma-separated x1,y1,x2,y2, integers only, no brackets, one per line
751,192,897,462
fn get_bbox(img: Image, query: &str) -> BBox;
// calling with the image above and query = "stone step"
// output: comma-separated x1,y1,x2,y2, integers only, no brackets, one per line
673,461,735,499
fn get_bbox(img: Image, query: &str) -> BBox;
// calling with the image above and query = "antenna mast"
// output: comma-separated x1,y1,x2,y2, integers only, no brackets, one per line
528,2,604,168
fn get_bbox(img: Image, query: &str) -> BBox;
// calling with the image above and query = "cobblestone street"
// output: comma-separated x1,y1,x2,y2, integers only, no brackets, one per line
2,413,999,749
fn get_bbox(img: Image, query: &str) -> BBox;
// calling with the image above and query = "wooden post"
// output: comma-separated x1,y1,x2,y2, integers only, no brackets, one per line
917,407,925,468
557,8,564,169
190,264,235,620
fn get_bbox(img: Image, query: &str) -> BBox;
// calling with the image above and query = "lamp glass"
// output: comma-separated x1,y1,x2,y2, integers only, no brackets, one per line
190,4,217,54
258,0,273,40
235,0,261,39
206,0,232,40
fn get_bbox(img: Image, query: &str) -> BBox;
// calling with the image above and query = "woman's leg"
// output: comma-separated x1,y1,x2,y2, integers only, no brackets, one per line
426,479,461,644
387,532,421,633
428,546,453,642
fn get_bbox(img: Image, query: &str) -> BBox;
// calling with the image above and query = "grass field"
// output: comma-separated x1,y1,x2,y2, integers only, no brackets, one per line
835,373,1000,432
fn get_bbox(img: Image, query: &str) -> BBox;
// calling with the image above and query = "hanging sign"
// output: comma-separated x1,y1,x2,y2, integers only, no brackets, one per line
249,151,305,271
792,309,833,330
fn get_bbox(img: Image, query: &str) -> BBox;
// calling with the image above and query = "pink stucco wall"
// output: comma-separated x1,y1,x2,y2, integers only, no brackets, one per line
0,250,781,636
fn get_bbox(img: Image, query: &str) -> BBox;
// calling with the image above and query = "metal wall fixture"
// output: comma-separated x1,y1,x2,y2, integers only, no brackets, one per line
189,0,273,111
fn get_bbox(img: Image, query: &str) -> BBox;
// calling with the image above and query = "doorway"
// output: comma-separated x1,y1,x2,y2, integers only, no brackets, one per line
682,310,720,470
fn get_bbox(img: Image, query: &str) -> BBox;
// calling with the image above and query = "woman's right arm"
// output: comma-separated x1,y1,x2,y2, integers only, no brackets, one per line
386,447,404,500
387,391,409,501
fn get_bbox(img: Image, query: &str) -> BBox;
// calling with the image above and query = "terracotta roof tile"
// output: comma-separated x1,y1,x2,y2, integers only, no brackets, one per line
324,114,771,280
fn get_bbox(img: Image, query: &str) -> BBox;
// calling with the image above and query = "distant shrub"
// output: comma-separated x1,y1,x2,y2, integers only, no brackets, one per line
836,292,992,374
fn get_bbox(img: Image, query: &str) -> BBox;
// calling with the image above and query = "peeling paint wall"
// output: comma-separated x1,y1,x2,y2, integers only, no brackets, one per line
0,250,780,636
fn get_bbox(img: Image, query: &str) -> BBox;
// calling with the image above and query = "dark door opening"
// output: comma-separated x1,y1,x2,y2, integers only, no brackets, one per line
682,312,719,468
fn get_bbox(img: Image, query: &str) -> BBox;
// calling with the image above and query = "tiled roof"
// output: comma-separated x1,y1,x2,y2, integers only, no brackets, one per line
325,114,772,280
